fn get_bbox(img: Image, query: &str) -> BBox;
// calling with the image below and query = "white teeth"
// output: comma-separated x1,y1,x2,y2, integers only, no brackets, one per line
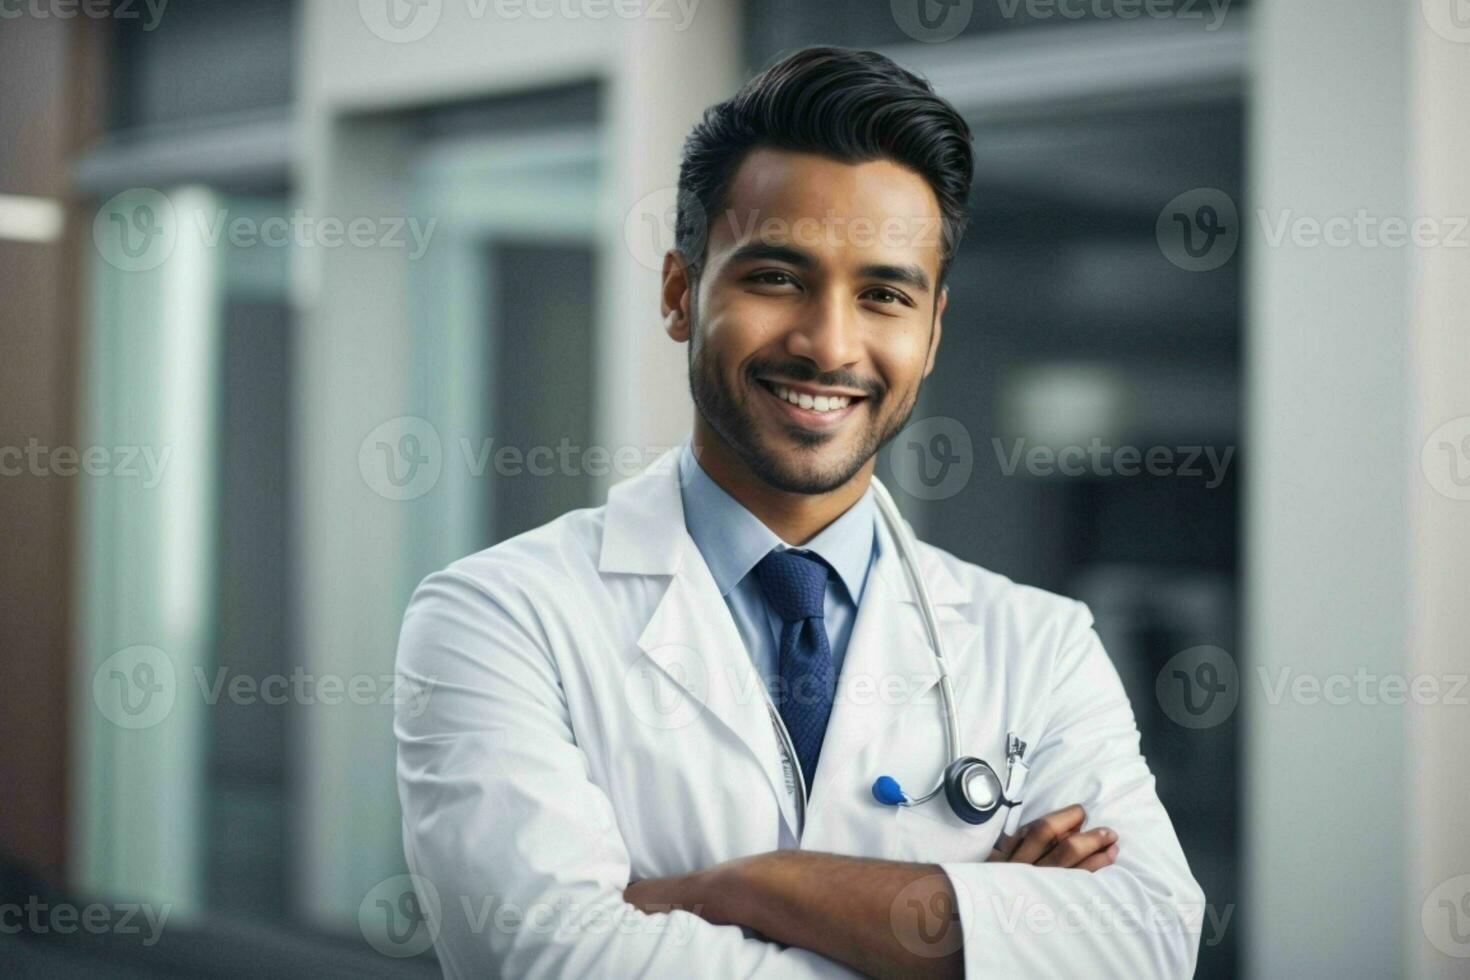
772,384,852,413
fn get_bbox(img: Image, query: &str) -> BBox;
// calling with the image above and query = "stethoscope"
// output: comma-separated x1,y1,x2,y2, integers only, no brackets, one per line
867,479,1030,835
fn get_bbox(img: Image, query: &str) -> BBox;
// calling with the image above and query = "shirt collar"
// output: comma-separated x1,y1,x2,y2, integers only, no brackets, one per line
678,440,877,605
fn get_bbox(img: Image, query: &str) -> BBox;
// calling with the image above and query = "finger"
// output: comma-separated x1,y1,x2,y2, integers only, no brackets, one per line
1075,842,1120,873
989,823,1034,861
988,817,1064,862
989,825,1036,862
1007,806,1085,864
1037,827,1116,868
1005,805,1087,858
1007,805,1087,866
989,804,1087,862
1036,827,1111,869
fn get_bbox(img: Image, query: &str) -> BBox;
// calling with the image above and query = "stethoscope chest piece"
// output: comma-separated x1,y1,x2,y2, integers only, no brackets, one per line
943,756,1007,825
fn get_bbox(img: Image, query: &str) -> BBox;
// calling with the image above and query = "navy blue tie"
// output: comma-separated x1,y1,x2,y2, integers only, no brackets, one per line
754,549,835,794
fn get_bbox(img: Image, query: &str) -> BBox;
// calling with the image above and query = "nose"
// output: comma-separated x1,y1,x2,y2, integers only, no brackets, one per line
782,285,863,373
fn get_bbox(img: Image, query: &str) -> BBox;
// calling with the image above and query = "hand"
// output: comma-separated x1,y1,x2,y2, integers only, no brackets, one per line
625,873,696,914
986,803,1118,872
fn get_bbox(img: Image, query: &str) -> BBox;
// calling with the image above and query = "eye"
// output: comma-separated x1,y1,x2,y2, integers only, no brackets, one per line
746,270,801,289
862,286,915,308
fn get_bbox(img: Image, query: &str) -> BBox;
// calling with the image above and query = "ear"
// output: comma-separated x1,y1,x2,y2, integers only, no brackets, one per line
923,286,947,378
661,250,693,343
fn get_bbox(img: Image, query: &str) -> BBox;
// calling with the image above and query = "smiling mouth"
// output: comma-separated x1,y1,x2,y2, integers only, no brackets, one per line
755,378,868,414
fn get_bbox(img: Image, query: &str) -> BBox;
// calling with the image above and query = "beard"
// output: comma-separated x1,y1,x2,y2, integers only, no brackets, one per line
686,312,924,496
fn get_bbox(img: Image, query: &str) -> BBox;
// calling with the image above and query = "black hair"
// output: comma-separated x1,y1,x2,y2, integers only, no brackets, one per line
675,45,974,289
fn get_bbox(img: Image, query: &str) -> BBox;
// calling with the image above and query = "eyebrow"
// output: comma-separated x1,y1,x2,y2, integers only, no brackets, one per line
726,241,932,294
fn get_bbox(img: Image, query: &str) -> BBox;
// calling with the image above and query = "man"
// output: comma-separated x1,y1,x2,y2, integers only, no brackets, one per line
395,46,1204,978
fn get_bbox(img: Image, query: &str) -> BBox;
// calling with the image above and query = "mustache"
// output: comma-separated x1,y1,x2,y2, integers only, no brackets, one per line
745,359,885,400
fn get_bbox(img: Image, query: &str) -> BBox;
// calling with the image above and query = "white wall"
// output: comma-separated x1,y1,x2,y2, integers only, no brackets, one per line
1408,9,1470,979
1249,2,1470,977
1247,2,1409,974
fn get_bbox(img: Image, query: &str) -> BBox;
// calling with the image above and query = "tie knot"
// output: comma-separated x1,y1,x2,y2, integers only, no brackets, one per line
754,549,829,623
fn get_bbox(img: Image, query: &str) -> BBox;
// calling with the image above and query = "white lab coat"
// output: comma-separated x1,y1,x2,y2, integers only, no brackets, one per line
394,449,1205,978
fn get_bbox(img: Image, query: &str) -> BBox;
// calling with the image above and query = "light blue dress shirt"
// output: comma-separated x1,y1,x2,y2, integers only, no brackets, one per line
677,440,878,703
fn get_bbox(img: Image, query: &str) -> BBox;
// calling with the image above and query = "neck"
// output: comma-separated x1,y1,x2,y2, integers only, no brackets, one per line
691,416,873,546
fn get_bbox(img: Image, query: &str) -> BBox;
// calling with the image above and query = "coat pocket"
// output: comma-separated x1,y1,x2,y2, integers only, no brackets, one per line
893,798,1005,864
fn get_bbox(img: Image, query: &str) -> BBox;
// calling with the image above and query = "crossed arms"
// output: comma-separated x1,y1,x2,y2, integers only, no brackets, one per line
394,569,1205,978
624,805,1121,978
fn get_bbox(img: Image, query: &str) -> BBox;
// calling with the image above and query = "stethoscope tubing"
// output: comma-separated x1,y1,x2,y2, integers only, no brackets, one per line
869,478,963,807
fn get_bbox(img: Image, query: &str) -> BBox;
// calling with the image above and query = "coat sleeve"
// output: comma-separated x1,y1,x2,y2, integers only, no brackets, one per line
394,567,859,979
937,601,1206,978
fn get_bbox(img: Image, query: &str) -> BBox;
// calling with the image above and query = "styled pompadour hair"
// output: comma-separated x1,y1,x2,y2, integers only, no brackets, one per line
675,45,975,288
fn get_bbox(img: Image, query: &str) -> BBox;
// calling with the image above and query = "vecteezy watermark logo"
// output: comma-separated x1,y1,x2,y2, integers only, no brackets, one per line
0,440,172,487
1256,667,1468,707
192,666,438,716
888,416,974,501
628,198,941,274
993,0,1234,29
1156,645,1238,729
464,893,697,942
890,872,971,958
891,0,973,42
92,192,436,269
359,417,444,501
1422,0,1470,44
991,438,1234,488
94,654,436,727
0,896,172,946
93,645,177,730
93,188,177,272
194,209,437,259
1423,874,1470,958
716,209,944,255
1255,209,1470,250
360,429,682,501
624,644,710,730
358,0,700,44
991,0,1233,29
1156,188,1239,272
989,895,1230,947
624,186,705,273
1421,416,1470,501
359,0,442,42
0,0,169,30
360,874,442,958
479,0,702,28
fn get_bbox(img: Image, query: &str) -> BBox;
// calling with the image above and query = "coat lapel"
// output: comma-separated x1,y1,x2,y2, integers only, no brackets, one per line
601,449,799,837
